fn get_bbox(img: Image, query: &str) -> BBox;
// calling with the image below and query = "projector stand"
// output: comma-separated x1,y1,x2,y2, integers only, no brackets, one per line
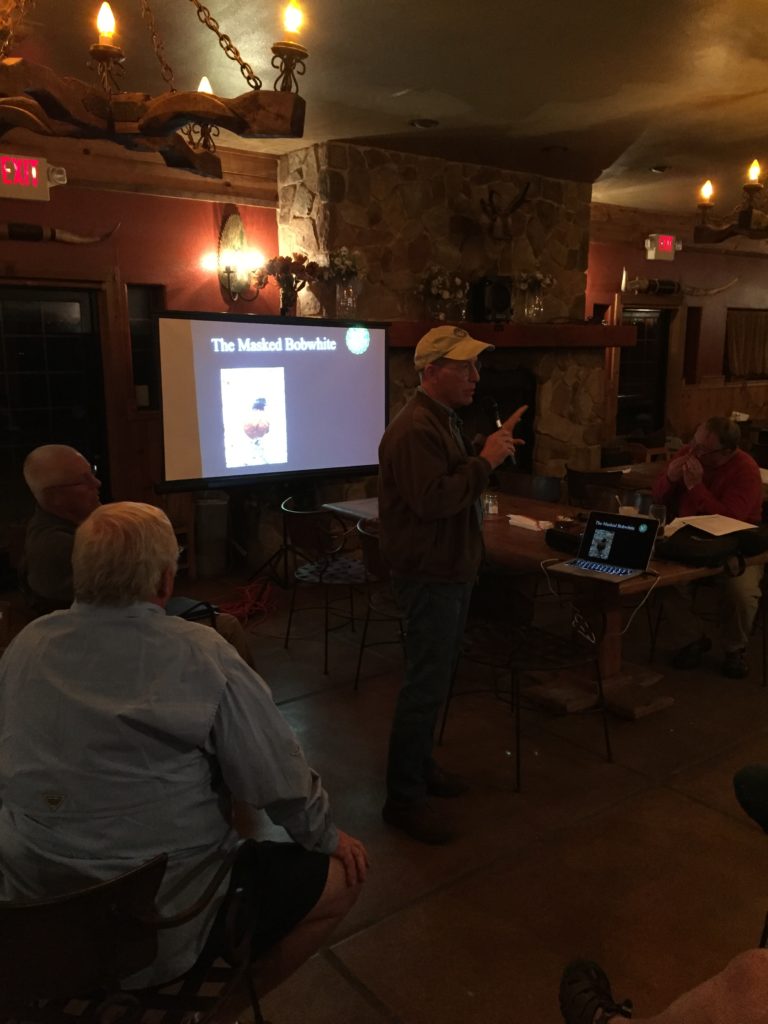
249,542,290,588
248,501,292,587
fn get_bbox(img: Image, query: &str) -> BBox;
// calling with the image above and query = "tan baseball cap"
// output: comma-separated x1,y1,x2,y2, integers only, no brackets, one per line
413,325,494,371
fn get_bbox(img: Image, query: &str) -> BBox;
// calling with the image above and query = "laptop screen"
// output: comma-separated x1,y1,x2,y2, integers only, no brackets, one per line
577,512,658,570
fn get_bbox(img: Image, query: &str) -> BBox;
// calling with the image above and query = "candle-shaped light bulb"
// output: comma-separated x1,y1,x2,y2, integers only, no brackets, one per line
96,2,116,45
197,75,213,94
283,2,303,34
699,179,714,203
748,159,762,183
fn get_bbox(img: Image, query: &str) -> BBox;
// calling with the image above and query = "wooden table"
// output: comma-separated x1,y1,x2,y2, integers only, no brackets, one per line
325,491,765,712
484,494,767,713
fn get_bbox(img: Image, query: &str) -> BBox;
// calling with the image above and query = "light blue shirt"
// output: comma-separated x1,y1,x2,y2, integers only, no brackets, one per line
0,601,337,987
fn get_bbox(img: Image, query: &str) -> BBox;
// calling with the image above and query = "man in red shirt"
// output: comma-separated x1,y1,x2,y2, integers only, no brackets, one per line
652,416,763,678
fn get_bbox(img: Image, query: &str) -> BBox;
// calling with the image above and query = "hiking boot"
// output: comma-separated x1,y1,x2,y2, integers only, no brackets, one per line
382,798,455,845
559,959,633,1024
722,647,749,679
425,764,469,799
670,635,712,670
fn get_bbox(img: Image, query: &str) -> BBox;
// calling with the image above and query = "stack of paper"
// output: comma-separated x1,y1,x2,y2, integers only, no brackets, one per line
507,514,554,531
665,514,756,537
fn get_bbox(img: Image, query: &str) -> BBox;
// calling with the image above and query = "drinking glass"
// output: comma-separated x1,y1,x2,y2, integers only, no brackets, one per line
649,503,667,537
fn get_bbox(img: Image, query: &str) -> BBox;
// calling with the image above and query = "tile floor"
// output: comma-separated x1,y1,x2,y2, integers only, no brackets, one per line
174,569,768,1024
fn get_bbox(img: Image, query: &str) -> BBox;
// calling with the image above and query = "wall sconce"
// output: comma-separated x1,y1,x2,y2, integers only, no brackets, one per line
201,213,265,302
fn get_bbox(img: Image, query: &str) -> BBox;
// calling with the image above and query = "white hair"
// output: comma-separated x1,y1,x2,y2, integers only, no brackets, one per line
23,445,88,503
73,502,178,606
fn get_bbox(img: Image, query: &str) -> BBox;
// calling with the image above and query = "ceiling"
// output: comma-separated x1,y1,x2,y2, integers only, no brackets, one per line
10,0,768,216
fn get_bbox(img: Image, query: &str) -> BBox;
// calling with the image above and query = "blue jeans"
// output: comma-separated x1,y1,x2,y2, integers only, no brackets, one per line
386,578,474,803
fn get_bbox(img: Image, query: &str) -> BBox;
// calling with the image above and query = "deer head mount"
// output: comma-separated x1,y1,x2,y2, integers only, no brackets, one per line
479,184,530,240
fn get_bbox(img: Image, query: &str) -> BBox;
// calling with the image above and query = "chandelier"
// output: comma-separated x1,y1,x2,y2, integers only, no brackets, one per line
694,160,768,243
0,0,310,179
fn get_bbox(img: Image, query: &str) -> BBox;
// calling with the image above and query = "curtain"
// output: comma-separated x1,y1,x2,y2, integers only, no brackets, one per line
725,309,768,377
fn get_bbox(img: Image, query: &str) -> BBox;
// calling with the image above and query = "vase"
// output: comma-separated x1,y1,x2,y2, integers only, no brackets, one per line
335,279,358,317
425,296,450,322
279,285,297,317
522,286,544,322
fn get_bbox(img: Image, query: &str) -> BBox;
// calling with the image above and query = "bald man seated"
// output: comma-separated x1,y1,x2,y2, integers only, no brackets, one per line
20,445,255,667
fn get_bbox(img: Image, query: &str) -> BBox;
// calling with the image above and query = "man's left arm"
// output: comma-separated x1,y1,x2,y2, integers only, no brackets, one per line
685,458,764,521
207,657,338,854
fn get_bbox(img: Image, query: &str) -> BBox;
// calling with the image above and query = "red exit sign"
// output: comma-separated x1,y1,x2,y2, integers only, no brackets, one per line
645,233,681,261
0,156,66,200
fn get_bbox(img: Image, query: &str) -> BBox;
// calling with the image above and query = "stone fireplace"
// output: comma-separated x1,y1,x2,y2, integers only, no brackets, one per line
387,344,608,476
276,141,625,474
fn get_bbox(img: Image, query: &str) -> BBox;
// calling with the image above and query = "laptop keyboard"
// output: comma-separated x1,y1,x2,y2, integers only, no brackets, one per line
571,559,634,576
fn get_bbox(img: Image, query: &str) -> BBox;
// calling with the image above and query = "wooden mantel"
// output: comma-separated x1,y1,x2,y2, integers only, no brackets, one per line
387,321,637,348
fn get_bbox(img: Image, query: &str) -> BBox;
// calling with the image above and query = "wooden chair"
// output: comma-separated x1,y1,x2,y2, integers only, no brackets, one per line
566,467,623,508
353,518,404,689
0,842,265,1024
282,496,367,674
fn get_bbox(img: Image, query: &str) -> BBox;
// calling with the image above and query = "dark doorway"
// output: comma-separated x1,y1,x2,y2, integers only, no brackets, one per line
618,307,670,437
0,286,109,523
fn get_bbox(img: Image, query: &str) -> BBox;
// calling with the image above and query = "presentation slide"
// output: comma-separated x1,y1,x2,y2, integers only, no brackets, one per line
158,315,387,485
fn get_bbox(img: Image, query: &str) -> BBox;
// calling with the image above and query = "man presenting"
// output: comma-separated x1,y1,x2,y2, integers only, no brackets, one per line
0,502,368,994
652,416,763,678
378,325,526,844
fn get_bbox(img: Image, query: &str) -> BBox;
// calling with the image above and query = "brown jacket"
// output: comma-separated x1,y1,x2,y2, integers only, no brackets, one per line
378,390,491,583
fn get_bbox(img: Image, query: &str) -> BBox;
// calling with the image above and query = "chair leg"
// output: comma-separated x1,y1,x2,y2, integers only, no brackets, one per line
284,582,298,649
353,603,372,691
323,585,330,675
593,657,613,764
512,668,521,793
348,585,356,633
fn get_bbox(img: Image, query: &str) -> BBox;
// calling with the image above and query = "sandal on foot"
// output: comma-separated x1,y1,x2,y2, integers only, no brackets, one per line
559,959,633,1024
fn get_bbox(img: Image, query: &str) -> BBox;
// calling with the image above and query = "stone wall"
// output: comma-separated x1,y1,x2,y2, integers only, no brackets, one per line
278,143,591,322
387,347,606,474
276,142,604,472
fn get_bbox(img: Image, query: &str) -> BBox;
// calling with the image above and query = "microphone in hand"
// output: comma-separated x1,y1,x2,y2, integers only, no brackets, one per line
481,396,516,466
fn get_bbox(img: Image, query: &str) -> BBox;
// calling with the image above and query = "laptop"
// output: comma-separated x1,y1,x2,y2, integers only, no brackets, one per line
552,510,658,581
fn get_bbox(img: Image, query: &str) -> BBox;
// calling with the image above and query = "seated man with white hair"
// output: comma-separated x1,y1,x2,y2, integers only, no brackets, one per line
0,501,368,994
20,443,255,666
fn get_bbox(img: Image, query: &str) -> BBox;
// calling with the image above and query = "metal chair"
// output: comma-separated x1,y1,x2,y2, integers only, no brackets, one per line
282,496,367,674
566,467,623,508
353,518,404,689
439,606,613,792
0,842,265,1024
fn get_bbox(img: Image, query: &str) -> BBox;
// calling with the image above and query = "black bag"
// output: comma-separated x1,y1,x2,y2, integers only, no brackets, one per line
738,523,768,557
654,525,748,571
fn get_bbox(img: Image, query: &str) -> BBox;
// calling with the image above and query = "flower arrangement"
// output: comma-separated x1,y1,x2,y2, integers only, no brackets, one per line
514,270,556,291
255,253,325,315
419,265,470,321
325,246,358,283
